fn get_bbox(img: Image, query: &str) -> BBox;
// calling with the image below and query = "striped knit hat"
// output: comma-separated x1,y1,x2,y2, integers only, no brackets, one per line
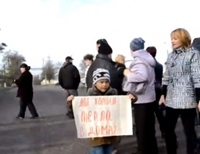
92,68,110,85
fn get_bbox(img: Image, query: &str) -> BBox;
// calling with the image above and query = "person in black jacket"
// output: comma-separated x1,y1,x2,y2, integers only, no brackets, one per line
192,38,200,126
15,63,39,119
192,37,200,51
86,39,124,93
58,56,80,118
114,54,127,95
146,46,165,137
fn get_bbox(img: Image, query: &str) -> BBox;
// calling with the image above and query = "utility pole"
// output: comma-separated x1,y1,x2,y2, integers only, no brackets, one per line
164,41,169,56
42,58,47,85
3,64,6,87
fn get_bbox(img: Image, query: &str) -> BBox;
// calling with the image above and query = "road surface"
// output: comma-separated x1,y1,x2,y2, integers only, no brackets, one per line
0,86,198,154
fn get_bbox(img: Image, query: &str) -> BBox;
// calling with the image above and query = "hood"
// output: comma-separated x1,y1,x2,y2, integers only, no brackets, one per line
63,61,72,67
132,49,156,67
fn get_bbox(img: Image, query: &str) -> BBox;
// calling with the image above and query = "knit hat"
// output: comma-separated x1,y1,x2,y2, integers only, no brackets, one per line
92,68,110,85
96,39,113,55
130,37,145,51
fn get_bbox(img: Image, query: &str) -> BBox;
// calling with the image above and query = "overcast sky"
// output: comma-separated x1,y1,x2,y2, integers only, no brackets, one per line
0,0,200,69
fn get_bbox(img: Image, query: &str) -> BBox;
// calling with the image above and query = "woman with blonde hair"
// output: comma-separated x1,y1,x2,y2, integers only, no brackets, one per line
115,54,125,64
160,28,200,154
115,54,127,95
112,54,127,154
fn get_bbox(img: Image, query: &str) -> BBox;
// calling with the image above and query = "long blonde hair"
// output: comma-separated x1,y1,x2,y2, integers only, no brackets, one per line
115,54,125,64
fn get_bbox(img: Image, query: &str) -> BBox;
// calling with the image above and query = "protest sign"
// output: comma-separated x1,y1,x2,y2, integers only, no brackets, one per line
72,96,133,138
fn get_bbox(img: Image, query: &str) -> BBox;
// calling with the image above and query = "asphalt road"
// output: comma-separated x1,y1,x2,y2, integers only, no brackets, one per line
0,86,198,154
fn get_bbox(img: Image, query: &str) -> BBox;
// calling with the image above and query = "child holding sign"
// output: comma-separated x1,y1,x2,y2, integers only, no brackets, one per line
67,68,137,154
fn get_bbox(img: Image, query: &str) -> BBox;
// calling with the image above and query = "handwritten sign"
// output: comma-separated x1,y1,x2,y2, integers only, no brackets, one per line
72,96,133,138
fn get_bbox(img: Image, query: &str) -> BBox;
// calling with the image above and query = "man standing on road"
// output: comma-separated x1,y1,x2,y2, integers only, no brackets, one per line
86,39,123,92
192,37,200,126
146,46,165,138
58,56,80,118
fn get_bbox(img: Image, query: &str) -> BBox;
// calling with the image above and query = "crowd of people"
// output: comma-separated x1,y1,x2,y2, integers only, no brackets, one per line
14,28,200,154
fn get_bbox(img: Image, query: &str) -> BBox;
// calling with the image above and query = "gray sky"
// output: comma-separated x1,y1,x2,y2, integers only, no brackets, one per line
0,0,200,69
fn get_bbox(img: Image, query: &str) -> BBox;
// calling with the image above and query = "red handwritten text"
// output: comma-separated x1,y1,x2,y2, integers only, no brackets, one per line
79,98,89,107
94,97,116,105
88,125,117,137
81,110,113,122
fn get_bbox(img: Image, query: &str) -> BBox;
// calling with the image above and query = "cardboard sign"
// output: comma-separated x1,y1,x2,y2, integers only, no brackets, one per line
72,96,133,138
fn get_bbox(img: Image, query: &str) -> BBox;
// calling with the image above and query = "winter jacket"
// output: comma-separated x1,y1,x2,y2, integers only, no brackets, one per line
154,59,163,90
162,47,200,109
87,86,118,147
86,54,123,92
82,65,91,87
192,37,200,51
123,49,156,104
58,62,80,90
115,62,127,95
15,71,33,102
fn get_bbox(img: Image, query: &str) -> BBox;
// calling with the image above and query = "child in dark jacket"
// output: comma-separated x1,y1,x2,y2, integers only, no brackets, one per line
67,68,137,154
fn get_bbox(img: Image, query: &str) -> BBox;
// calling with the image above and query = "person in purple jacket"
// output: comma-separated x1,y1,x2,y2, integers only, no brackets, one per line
123,37,158,154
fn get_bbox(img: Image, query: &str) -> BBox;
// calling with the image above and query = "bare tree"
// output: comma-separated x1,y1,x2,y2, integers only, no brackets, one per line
33,75,42,85
0,43,7,52
55,61,62,68
2,50,26,82
41,57,56,83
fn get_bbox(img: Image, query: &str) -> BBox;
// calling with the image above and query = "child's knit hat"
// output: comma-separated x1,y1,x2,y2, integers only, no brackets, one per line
92,68,110,85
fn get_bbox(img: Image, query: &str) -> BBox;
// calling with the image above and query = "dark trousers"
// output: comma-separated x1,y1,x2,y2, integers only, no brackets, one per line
165,107,197,154
18,99,38,118
66,89,78,115
195,108,200,126
154,89,165,134
134,103,158,154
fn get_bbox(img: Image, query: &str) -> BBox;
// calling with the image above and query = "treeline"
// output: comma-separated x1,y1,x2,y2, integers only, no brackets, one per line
0,50,61,86
33,57,61,85
0,50,25,86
